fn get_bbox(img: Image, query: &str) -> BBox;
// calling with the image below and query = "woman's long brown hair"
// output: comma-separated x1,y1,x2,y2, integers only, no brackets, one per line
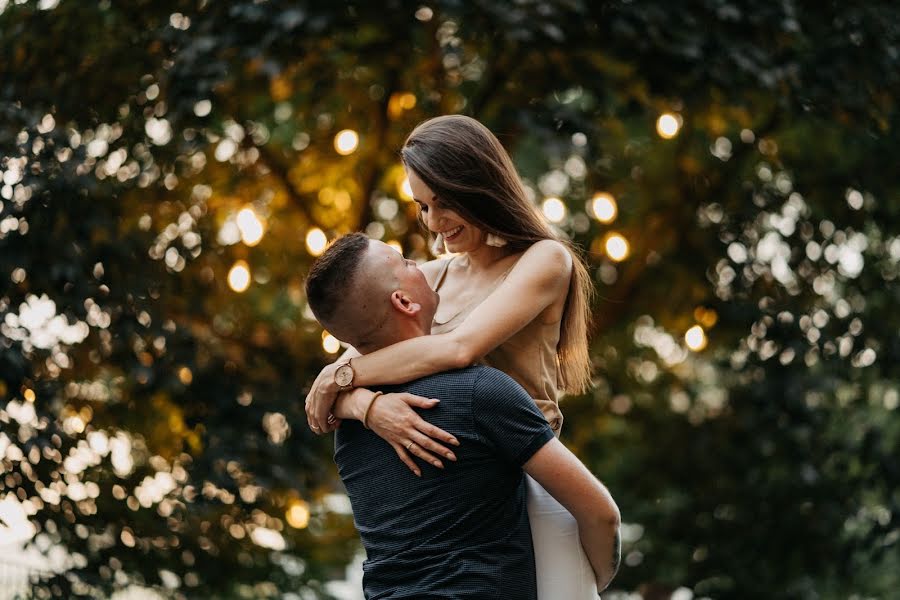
400,115,593,394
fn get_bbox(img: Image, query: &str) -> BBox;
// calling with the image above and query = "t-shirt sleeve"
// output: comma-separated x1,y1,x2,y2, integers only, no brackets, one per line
471,368,555,466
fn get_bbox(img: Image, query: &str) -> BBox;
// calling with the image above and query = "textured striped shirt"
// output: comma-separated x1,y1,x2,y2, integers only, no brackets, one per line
334,365,555,599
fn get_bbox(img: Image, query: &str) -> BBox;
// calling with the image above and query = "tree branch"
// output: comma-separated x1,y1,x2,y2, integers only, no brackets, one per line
469,40,523,119
353,67,400,231
246,138,320,229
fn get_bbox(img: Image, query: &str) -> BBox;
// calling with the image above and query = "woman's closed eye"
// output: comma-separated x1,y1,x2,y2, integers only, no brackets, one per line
416,197,446,214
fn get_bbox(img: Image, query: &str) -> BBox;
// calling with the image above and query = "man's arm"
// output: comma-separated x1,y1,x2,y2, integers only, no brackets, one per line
523,439,621,592
470,368,622,590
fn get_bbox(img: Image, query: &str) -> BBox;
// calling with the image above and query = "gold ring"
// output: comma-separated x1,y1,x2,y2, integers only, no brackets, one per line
406,441,414,450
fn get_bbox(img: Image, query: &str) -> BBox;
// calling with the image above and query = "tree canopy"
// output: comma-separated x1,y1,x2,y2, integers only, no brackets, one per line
1,1,898,598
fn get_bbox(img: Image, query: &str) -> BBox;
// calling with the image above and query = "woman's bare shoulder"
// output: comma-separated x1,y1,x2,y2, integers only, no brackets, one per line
526,238,570,257
521,239,573,274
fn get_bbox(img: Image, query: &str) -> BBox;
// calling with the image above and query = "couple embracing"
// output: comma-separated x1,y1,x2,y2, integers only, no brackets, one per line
304,115,621,599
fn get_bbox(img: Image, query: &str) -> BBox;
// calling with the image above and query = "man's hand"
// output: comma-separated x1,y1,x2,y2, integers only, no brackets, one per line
365,393,459,477
305,363,341,434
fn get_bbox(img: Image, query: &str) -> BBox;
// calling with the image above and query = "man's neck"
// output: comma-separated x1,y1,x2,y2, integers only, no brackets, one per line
355,322,431,355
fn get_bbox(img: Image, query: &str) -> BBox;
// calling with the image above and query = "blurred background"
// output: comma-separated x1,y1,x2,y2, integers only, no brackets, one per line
1,0,899,598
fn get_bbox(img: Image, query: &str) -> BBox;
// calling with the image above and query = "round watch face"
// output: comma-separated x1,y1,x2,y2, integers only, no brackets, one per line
334,364,354,388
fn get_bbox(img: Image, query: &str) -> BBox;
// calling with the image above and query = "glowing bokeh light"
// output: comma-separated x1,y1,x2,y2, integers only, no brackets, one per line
193,99,212,117
591,192,618,223
178,366,193,385
604,233,630,262
542,197,567,223
235,207,265,246
65,414,86,434
334,129,359,155
388,92,418,119
0,497,37,544
322,333,341,354
286,500,310,529
685,325,708,351
694,307,718,329
250,527,286,551
399,176,413,201
656,113,682,139
387,240,403,254
305,228,328,256
227,261,251,292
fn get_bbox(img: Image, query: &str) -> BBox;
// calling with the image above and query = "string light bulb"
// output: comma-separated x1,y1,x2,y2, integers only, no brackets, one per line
286,500,310,529
590,192,617,223
604,232,630,262
334,129,359,155
322,332,341,354
542,197,567,223
398,176,413,201
235,207,264,246
305,228,328,256
656,113,682,139
227,260,251,292
685,325,707,351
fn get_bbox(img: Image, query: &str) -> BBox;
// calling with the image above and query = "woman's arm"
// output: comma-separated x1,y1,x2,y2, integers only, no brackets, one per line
306,240,573,431
315,319,460,474
331,388,459,476
523,438,621,591
335,345,361,363
306,255,444,412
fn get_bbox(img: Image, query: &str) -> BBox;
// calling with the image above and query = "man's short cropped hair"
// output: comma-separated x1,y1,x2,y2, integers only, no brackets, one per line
304,233,369,326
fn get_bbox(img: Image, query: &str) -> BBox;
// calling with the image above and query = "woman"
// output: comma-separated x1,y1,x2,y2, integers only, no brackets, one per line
306,115,597,598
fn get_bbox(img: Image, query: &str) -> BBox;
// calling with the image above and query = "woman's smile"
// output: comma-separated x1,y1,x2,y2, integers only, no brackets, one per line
443,225,464,242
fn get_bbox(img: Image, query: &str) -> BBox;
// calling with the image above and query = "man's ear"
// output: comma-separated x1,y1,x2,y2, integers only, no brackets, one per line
390,290,421,316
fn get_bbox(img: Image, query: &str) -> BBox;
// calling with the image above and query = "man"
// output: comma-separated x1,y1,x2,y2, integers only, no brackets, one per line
305,233,620,599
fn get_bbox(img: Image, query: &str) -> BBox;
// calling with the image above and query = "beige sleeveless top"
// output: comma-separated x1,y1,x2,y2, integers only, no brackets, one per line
430,257,564,433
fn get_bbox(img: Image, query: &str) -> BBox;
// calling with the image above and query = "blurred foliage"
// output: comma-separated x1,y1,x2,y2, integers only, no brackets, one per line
1,0,899,598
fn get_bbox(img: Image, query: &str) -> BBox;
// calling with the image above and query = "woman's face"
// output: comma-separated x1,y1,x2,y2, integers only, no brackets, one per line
406,168,484,253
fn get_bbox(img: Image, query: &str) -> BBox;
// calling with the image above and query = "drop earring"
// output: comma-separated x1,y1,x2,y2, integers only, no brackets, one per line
485,233,508,247
431,233,445,255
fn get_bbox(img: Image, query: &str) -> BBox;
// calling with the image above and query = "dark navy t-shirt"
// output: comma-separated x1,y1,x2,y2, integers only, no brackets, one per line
334,365,555,599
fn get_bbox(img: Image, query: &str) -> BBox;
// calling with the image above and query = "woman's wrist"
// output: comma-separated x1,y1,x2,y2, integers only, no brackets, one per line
346,354,367,389
333,387,373,420
361,391,385,429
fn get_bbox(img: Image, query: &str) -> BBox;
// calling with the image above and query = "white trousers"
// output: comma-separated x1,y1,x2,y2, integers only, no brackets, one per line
526,474,598,600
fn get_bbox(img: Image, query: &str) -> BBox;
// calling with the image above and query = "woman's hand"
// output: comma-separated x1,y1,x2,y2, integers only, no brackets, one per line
366,393,460,477
305,363,341,434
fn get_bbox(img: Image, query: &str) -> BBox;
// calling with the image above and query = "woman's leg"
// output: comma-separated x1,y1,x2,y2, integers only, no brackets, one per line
526,474,598,600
